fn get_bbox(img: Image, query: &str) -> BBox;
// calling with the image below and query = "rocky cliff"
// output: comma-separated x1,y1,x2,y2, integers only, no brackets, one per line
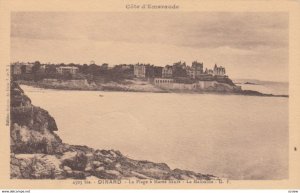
10,82,217,180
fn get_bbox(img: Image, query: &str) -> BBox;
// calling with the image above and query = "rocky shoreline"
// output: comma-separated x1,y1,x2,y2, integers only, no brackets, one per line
10,82,218,180
17,79,288,98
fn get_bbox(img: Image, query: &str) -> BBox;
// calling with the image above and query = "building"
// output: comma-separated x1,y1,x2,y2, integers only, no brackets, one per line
144,65,163,78
204,68,214,75
186,61,203,79
172,61,187,78
213,64,226,76
192,61,203,70
38,65,46,73
153,66,163,78
154,78,174,85
162,65,173,78
186,66,194,79
192,61,203,77
133,64,163,78
11,63,23,75
56,66,79,75
134,64,146,78
204,64,226,76
25,63,33,73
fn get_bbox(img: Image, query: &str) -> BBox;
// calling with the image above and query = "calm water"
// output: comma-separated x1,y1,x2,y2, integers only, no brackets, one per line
235,79,289,96
21,85,288,180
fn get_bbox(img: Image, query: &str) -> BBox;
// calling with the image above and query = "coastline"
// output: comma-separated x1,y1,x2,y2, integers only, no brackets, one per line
17,80,289,98
10,81,219,180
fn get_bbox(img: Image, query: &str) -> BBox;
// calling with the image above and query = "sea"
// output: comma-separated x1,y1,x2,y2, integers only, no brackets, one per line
20,80,288,180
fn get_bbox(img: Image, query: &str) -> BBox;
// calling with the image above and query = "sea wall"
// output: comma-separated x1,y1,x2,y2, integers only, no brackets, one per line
18,79,165,93
21,79,98,90
154,79,242,92
10,82,218,180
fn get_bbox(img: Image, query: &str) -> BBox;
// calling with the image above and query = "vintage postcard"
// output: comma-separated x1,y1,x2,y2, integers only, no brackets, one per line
0,0,300,190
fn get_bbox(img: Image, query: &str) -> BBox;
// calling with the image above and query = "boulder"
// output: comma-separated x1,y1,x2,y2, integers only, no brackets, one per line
95,166,105,171
84,165,93,172
10,123,63,154
11,154,64,179
70,170,86,179
92,161,103,167
61,151,87,171
93,169,121,179
63,166,72,172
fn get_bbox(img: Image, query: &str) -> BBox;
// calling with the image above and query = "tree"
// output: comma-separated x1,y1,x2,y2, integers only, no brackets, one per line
45,65,57,74
20,65,26,74
62,72,72,80
32,61,42,82
87,64,101,76
80,64,88,74
32,61,41,74
172,62,187,78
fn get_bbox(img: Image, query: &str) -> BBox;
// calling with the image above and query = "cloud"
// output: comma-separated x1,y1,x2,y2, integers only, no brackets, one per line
11,12,288,49
10,12,289,81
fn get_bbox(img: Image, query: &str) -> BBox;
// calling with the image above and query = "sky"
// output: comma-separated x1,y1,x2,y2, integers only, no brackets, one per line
11,12,289,81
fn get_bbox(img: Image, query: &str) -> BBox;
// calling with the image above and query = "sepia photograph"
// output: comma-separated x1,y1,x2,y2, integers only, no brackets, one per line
1,0,300,191
9,11,289,180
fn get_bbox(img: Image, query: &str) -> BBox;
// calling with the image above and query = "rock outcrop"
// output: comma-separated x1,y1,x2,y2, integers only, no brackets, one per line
10,82,218,180
10,82,63,154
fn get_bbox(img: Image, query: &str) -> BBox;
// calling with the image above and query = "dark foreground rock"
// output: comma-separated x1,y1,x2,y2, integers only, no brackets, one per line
10,82,218,180
234,89,288,98
10,149,217,180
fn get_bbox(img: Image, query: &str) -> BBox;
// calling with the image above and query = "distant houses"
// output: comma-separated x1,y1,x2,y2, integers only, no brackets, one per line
56,66,79,75
11,60,229,84
133,64,163,78
213,64,226,76
11,62,23,75
11,62,79,75
132,61,226,80
187,61,203,79
11,62,32,75
10,60,240,92
205,64,226,76
133,64,146,78
162,65,173,78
